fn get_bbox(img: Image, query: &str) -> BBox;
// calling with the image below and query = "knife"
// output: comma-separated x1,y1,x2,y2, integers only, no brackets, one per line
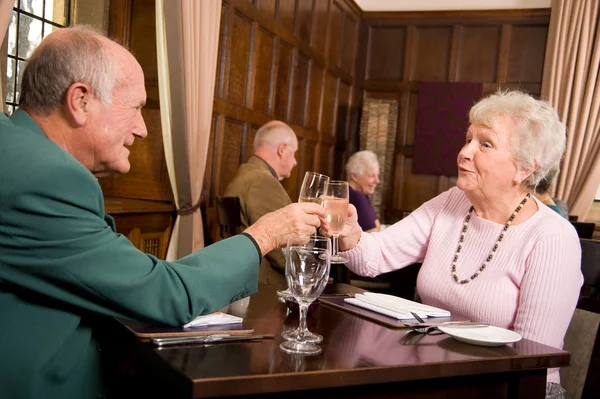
151,334,274,347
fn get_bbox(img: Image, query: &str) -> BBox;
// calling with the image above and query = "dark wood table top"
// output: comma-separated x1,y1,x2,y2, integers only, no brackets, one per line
120,284,569,398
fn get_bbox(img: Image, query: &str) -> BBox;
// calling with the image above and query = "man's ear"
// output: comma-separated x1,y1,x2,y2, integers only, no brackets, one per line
63,82,92,126
276,143,287,158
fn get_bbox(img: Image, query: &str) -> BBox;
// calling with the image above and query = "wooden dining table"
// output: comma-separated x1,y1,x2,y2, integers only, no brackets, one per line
103,283,569,399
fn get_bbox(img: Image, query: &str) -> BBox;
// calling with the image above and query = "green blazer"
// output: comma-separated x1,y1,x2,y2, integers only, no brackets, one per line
0,110,259,398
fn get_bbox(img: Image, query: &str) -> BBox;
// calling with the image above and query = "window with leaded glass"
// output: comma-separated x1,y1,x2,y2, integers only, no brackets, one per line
5,0,71,115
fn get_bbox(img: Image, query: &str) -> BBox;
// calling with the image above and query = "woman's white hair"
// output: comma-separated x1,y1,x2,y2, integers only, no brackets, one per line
345,150,379,177
469,90,566,192
19,26,117,114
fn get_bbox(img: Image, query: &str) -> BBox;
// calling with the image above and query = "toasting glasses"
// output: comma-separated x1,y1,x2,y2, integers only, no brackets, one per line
280,235,331,355
324,180,349,264
298,171,330,205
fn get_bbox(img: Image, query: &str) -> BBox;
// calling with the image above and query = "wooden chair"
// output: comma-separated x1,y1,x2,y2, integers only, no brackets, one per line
216,196,243,239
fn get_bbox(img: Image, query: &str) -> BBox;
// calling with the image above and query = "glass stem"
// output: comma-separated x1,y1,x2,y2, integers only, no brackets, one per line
298,304,308,340
332,235,339,258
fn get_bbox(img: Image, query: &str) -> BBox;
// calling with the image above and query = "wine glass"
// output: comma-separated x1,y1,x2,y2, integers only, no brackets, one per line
324,180,349,264
298,171,330,204
279,235,331,355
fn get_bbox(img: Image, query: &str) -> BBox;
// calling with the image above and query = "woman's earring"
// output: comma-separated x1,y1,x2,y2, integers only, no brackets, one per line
513,179,519,185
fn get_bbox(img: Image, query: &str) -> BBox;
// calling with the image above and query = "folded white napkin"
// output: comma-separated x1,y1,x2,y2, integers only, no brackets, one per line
345,292,450,320
183,312,243,328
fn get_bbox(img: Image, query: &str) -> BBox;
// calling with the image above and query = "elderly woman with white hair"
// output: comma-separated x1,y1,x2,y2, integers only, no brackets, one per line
346,150,381,232
330,90,582,398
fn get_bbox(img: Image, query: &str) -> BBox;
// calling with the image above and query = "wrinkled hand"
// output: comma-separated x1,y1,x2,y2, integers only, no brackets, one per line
245,202,326,256
320,204,362,251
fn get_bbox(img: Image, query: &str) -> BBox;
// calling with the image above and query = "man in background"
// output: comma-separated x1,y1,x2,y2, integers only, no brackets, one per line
224,121,298,286
0,26,323,399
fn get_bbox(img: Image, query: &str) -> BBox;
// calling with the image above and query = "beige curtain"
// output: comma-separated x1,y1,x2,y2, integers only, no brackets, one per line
541,0,600,219
156,0,221,259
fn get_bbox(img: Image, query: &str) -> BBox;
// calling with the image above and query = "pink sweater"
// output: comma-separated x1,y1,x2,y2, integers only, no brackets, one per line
345,187,583,383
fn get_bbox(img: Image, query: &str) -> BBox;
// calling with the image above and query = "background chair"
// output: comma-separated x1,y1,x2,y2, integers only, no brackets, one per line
571,222,595,239
216,196,243,239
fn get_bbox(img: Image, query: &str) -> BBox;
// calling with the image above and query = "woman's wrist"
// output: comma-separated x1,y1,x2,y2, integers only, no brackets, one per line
339,227,362,252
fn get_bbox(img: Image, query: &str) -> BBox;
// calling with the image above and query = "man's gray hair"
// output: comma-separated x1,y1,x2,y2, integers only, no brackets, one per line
19,26,117,114
345,150,379,177
253,121,295,152
469,90,566,192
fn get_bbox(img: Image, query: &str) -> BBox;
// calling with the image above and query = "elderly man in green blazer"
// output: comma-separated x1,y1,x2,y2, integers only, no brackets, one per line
0,27,324,399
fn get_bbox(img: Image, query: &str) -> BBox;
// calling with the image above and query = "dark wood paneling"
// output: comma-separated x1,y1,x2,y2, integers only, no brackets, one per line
252,27,275,115
337,79,351,143
297,0,313,43
256,0,276,20
277,0,297,32
305,61,324,129
411,26,452,81
320,72,338,136
341,13,359,75
218,118,245,195
359,10,550,223
226,10,252,106
507,25,547,83
456,26,500,82
291,51,309,125
328,2,343,68
274,40,293,119
312,0,328,54
366,26,405,80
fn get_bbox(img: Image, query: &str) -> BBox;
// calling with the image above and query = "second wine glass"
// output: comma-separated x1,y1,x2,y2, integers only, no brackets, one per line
298,171,330,204
324,180,349,264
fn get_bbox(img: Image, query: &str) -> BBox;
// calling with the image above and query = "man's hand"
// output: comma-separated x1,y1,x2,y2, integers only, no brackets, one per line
320,204,362,251
245,202,325,256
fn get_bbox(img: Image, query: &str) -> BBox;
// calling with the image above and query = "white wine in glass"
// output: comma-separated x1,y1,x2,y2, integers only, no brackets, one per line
324,181,349,264
298,172,330,204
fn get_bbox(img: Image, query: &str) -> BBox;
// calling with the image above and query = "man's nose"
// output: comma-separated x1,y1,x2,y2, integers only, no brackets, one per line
133,113,148,138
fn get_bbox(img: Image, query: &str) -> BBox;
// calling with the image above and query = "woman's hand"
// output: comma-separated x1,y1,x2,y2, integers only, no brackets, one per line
245,202,325,255
320,204,362,251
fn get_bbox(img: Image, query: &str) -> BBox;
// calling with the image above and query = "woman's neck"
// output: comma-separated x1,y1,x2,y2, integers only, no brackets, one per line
468,190,538,225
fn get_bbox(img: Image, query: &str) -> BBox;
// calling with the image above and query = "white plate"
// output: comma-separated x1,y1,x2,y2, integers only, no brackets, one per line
437,325,522,346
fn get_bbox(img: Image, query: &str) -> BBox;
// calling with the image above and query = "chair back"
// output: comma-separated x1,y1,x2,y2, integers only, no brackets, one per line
562,308,600,399
216,196,243,239
572,222,595,239
580,239,600,303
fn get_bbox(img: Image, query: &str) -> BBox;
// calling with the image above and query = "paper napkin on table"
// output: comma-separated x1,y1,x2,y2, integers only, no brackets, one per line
183,311,243,328
345,292,450,320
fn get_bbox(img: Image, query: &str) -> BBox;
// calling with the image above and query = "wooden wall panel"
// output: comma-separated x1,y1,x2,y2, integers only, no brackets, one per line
277,0,296,30
205,0,362,243
507,25,547,83
341,14,358,75
291,51,309,125
410,27,452,81
274,40,293,120
359,10,550,222
226,11,252,106
297,0,313,43
456,26,500,82
328,2,343,68
252,27,275,115
366,26,405,80
306,62,324,129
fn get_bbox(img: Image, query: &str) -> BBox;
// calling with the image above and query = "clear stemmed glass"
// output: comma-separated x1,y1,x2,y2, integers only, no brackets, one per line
279,235,331,355
298,171,330,205
324,180,349,264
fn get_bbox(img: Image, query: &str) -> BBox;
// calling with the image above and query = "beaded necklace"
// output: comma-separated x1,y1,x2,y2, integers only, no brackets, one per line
451,193,531,284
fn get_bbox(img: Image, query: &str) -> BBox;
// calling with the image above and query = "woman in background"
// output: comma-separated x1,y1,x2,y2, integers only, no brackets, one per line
534,168,565,217
331,90,582,399
346,150,381,232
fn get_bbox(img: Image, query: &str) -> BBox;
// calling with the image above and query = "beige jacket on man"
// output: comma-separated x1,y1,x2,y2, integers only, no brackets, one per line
224,156,292,287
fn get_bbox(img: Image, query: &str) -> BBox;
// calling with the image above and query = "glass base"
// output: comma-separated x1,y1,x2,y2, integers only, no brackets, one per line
281,328,323,343
331,255,348,264
280,340,322,355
